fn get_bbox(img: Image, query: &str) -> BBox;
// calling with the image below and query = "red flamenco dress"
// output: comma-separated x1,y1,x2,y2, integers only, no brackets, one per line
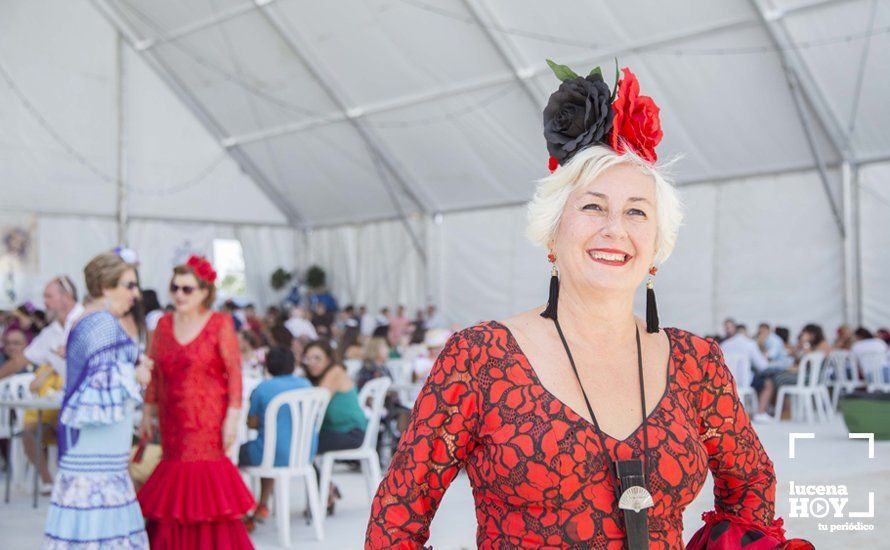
138,312,255,549
366,322,813,549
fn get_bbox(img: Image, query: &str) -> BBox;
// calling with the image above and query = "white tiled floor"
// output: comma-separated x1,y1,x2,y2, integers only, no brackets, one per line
2,417,888,549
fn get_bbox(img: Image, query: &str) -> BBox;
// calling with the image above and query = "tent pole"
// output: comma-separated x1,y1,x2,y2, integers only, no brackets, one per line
115,31,128,246
460,0,547,107
91,0,306,228
842,161,862,326
254,3,433,217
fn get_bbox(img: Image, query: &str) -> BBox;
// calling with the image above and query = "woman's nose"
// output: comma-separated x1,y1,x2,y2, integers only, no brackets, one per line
601,212,628,238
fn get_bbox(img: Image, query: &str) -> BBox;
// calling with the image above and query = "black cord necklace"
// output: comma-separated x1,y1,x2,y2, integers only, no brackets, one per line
552,318,653,549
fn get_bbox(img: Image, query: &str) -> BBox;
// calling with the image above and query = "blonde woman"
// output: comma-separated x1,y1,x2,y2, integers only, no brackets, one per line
356,337,392,390
367,63,811,549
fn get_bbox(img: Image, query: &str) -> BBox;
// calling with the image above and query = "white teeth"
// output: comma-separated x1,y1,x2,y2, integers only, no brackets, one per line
591,251,627,261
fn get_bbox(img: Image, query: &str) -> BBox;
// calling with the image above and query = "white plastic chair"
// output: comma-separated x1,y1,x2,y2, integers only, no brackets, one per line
859,351,890,393
243,387,330,546
386,359,415,404
0,374,35,488
317,377,391,515
774,352,832,423
343,359,363,380
399,344,428,364
823,350,866,409
723,352,757,412
385,359,412,385
230,376,263,463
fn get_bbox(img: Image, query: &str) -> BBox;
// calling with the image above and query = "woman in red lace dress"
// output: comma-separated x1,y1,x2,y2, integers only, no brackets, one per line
138,256,255,549
366,65,812,549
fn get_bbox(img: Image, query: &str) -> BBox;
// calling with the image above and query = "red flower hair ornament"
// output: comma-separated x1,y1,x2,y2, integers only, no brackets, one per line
186,255,217,285
543,59,663,172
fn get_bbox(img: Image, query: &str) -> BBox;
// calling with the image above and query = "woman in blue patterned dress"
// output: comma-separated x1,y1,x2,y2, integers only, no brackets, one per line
44,251,152,549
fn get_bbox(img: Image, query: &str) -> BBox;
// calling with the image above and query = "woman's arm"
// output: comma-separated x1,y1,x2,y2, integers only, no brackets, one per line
218,314,243,451
218,314,244,408
365,330,482,549
696,338,785,539
29,365,52,392
141,329,160,440
318,365,352,393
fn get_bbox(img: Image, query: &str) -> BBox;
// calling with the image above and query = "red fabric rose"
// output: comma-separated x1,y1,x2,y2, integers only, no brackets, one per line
609,67,663,162
548,156,559,173
186,255,216,284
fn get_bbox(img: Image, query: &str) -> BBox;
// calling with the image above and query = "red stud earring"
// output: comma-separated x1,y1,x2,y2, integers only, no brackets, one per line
649,266,658,276
547,252,556,263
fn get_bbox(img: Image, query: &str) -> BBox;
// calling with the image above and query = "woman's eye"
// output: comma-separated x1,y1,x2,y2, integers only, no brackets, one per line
628,208,647,217
582,203,603,211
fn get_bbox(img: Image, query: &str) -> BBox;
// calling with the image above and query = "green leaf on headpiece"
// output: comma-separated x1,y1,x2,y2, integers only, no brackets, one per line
588,66,603,79
611,58,620,100
546,59,579,82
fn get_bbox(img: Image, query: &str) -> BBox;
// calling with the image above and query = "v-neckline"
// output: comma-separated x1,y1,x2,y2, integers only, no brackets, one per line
171,312,215,348
491,320,675,444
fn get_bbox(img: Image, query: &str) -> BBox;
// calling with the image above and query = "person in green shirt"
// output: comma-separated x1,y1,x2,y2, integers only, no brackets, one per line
303,340,368,514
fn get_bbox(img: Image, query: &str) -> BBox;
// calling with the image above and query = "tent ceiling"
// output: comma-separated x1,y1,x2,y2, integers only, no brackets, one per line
96,0,889,227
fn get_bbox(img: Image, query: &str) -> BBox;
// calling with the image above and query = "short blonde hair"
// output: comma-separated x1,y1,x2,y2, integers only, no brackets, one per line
364,337,390,363
84,252,133,298
526,145,683,265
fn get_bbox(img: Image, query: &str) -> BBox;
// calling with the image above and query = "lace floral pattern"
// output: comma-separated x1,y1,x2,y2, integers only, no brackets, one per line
51,470,135,509
366,321,782,549
146,312,243,461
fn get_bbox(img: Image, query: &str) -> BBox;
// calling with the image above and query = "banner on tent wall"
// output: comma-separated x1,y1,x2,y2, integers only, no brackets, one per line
0,214,38,310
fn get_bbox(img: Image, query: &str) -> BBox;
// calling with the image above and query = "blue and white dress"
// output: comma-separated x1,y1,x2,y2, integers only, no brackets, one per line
43,310,148,549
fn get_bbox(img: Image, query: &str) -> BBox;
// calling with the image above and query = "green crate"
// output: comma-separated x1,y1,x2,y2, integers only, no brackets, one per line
839,392,890,440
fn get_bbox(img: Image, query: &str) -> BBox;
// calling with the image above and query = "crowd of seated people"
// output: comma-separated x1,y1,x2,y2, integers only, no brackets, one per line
715,317,890,422
6,271,887,537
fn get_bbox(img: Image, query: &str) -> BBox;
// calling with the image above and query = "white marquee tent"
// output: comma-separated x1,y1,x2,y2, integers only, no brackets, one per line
1,0,888,336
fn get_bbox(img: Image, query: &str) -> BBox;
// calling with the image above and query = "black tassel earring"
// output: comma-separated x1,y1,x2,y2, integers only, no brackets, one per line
646,266,659,333
540,252,559,320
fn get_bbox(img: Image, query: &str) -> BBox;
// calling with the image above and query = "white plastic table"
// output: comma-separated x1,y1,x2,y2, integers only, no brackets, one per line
0,394,61,508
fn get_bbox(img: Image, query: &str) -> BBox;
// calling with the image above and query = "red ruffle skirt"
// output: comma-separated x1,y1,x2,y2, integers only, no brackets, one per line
138,457,255,549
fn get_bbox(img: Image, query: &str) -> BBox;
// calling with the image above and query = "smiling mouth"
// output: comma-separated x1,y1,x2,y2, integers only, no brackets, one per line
588,250,632,266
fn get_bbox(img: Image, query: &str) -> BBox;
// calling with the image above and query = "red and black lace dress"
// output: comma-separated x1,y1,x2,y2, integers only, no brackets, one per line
365,321,789,549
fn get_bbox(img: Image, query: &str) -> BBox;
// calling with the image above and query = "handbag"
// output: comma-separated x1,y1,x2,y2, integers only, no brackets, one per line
128,435,162,487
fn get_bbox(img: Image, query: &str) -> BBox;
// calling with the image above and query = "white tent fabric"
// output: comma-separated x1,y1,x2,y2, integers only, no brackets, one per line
236,224,299,307
304,163,876,337
0,0,887,338
860,161,890,328
429,167,848,335
0,1,288,224
302,217,429,312
90,0,890,226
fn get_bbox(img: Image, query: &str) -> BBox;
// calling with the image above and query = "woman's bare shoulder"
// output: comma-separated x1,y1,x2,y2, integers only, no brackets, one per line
497,306,550,337
332,365,354,392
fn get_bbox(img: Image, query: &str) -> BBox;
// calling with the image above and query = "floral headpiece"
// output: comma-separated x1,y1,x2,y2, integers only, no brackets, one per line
543,59,663,171
186,255,217,285
113,246,140,265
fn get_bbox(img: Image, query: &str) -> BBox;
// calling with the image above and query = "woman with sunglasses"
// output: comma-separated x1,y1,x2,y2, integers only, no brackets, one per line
44,251,152,548
137,256,255,549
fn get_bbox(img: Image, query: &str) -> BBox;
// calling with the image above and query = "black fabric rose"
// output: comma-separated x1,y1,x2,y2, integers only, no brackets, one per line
543,73,614,164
